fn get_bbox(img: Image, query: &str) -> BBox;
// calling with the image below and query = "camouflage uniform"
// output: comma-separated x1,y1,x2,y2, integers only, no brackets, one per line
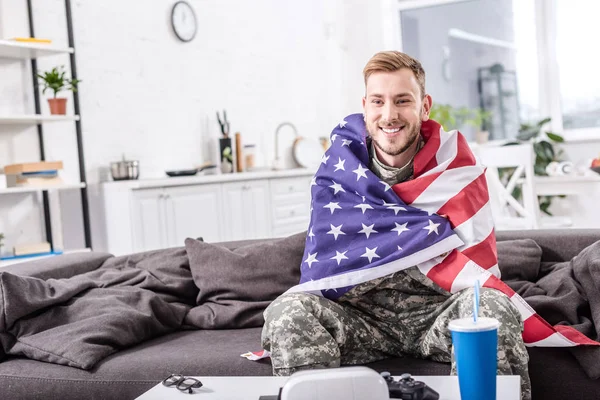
261,266,531,400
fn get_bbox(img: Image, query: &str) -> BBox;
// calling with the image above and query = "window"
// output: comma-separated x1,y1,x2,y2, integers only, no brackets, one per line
555,0,600,131
387,0,600,141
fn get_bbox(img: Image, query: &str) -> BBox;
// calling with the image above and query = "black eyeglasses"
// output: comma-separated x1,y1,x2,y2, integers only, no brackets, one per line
162,374,203,394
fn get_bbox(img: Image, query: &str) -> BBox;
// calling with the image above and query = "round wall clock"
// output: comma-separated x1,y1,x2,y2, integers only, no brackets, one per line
171,1,197,42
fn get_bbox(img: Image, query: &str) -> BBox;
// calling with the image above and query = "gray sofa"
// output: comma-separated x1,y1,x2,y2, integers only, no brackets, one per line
1,229,600,400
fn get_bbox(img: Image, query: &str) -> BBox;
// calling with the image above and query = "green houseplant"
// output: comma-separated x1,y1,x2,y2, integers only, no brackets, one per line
429,103,492,142
504,117,565,215
36,66,80,115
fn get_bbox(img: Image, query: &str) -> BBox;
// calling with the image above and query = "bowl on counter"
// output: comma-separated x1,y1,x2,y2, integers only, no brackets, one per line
110,156,140,181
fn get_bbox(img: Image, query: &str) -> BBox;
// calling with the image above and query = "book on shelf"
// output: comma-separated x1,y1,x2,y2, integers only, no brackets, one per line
14,242,51,256
0,250,63,262
6,171,63,188
8,37,53,44
3,161,63,175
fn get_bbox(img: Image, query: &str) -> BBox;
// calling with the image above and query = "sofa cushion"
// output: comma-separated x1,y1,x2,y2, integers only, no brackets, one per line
497,238,543,282
184,232,306,329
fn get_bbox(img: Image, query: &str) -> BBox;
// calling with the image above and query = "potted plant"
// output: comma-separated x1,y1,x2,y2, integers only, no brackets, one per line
504,117,565,215
36,66,80,115
430,104,492,143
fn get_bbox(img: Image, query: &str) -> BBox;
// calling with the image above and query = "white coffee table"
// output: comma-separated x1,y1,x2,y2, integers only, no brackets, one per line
136,375,520,399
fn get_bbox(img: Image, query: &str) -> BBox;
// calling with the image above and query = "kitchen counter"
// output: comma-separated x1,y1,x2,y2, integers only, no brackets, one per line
101,168,314,190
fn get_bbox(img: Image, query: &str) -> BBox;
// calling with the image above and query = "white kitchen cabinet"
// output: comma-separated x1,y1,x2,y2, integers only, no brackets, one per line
90,170,314,255
269,176,311,237
165,184,224,246
131,188,167,252
221,180,270,241
130,184,224,252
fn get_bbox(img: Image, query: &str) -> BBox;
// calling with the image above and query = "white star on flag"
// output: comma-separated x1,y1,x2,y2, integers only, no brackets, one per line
329,181,346,194
397,246,403,251
321,154,330,165
423,219,441,235
327,224,346,240
354,203,373,214
391,222,410,236
353,164,369,181
339,120,348,128
304,252,319,268
308,227,315,240
311,177,317,186
358,223,378,239
354,191,366,202
331,134,338,142
388,205,406,215
360,247,380,263
341,139,352,147
379,181,391,192
323,202,342,214
334,158,346,171
330,250,349,265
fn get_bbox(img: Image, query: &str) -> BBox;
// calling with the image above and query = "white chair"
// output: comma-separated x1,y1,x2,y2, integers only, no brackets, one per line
473,143,541,230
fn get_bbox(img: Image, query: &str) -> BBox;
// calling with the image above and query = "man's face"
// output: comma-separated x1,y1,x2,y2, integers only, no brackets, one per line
362,68,432,167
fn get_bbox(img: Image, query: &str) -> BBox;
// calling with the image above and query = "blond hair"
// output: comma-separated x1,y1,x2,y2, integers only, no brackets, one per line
363,51,426,97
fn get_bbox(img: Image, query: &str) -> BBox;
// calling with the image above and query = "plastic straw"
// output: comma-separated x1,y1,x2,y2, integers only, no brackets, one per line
473,280,480,323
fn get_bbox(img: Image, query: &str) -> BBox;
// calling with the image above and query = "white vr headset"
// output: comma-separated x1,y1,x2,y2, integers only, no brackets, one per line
261,366,390,400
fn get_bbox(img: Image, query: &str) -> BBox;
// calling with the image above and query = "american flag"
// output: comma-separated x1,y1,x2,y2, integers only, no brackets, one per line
285,113,599,348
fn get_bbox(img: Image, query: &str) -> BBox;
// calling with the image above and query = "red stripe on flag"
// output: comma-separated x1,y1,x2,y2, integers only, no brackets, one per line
555,325,600,345
414,120,441,177
437,172,490,227
462,231,497,270
447,131,476,170
523,315,556,344
425,250,469,292
482,275,516,298
393,172,440,205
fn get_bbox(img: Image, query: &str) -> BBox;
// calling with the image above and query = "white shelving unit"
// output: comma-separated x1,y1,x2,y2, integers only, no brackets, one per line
0,247,91,268
0,182,86,195
0,115,80,124
0,0,92,259
0,39,73,59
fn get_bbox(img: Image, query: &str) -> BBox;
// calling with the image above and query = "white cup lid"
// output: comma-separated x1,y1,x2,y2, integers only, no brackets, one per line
448,317,500,332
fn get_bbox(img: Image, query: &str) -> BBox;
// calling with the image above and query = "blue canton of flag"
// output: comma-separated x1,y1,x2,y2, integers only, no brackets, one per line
298,113,459,300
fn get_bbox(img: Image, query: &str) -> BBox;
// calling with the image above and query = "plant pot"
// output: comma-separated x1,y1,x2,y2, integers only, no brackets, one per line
48,98,67,115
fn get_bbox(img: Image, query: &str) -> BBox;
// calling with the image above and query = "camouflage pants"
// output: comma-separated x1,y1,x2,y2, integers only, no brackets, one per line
261,271,531,400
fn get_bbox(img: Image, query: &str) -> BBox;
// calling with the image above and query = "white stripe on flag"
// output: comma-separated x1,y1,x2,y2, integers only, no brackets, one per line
450,260,493,293
509,293,535,320
525,331,577,347
411,166,485,215
286,235,464,294
453,201,495,251
421,128,457,177
487,263,501,279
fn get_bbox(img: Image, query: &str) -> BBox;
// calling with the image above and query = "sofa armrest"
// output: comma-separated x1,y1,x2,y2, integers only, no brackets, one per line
0,251,113,280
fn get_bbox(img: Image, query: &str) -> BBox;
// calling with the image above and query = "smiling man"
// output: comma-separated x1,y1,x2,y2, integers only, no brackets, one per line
261,51,531,400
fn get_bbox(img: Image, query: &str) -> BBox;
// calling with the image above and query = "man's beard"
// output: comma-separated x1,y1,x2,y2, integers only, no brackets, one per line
368,119,422,157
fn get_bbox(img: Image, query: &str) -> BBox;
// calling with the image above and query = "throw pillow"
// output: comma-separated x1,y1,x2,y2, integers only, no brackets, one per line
496,238,542,282
184,231,306,329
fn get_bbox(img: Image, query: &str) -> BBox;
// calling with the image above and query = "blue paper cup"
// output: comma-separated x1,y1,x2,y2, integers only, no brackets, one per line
448,317,500,400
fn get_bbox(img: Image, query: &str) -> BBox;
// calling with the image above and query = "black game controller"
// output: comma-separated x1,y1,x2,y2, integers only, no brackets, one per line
380,372,440,400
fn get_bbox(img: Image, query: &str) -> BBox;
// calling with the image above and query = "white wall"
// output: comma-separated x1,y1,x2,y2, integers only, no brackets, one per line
0,0,386,252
